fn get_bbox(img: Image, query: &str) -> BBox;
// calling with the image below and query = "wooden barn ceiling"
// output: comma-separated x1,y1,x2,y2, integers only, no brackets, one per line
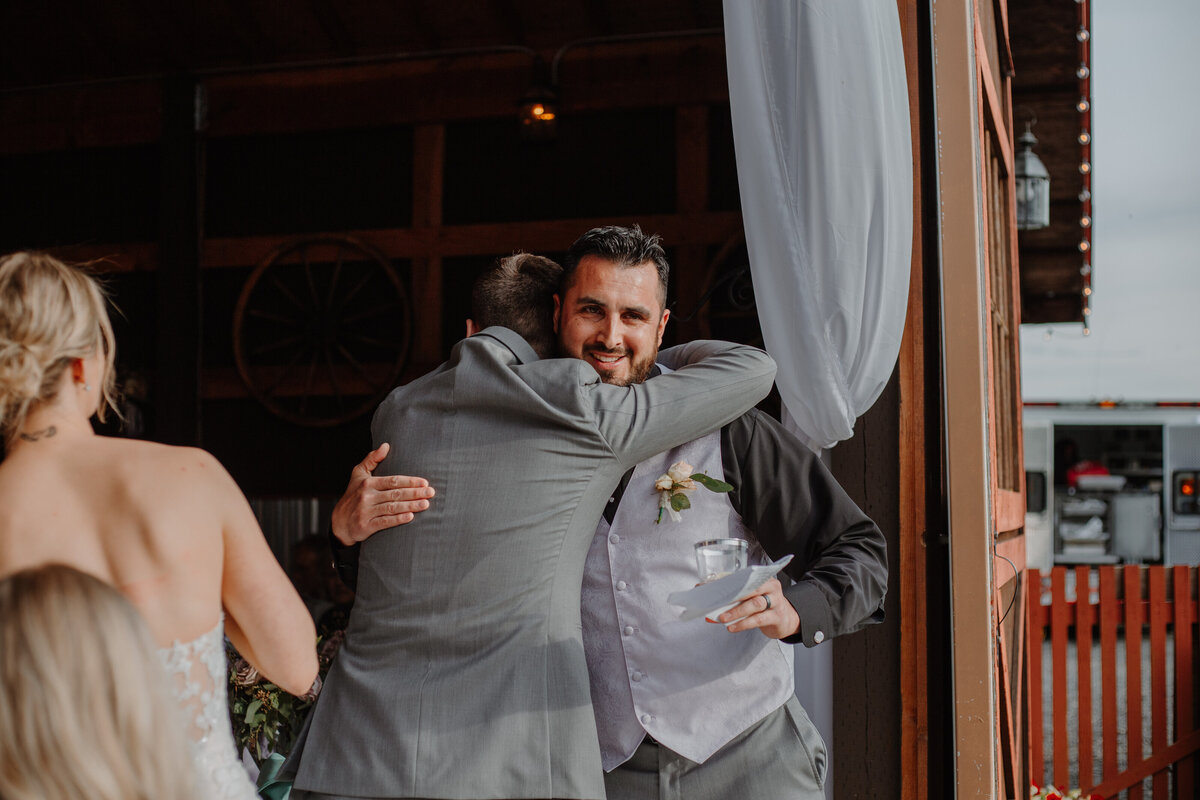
1,0,1087,328
1009,0,1092,326
0,0,724,91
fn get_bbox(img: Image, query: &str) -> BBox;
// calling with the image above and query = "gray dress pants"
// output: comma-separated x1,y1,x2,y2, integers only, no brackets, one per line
603,696,827,800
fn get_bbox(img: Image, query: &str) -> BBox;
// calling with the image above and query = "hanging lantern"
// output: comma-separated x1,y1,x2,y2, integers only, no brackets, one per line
1015,123,1051,230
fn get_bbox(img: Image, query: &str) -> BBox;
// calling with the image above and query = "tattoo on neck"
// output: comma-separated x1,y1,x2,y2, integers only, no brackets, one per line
18,426,57,443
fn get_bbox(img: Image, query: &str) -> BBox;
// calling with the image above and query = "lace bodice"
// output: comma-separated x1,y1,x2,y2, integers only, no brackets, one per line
158,619,258,800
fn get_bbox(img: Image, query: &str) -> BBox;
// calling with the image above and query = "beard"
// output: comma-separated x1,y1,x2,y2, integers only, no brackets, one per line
585,344,658,386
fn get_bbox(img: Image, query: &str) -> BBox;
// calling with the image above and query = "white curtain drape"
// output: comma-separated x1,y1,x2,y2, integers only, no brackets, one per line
723,0,913,451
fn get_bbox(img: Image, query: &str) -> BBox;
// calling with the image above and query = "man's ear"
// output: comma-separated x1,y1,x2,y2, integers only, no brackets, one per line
552,294,562,334
655,308,670,347
465,319,480,337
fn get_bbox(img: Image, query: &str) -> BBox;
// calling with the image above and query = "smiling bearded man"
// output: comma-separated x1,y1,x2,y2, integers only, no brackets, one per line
554,225,888,800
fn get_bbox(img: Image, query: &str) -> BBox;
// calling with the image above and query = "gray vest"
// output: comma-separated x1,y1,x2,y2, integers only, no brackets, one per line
581,427,795,768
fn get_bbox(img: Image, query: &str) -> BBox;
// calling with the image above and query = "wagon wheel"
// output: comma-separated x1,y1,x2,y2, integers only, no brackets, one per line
233,235,411,428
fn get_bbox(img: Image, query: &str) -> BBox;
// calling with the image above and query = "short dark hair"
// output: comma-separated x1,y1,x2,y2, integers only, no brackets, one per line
470,253,563,358
562,225,669,307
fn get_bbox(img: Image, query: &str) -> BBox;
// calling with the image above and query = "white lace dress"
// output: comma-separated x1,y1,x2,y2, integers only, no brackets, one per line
158,619,259,800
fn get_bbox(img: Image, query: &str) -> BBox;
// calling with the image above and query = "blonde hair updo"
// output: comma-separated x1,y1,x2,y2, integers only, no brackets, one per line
0,252,118,443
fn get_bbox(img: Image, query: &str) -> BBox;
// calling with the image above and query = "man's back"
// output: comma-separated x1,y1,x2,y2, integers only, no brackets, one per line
291,328,775,800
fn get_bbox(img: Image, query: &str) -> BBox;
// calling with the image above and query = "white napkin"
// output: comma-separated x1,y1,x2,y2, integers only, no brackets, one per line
667,555,794,622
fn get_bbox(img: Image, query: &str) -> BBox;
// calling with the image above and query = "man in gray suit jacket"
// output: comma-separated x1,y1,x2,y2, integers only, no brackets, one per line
287,253,776,800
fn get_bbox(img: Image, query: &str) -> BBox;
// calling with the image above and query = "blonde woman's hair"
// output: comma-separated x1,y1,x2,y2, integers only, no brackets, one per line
0,565,200,800
0,251,118,444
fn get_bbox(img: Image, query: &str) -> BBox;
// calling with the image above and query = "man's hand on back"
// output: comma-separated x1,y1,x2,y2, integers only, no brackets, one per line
331,443,435,546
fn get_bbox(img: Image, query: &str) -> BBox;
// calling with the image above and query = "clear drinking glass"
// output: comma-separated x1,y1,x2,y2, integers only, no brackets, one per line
694,539,749,583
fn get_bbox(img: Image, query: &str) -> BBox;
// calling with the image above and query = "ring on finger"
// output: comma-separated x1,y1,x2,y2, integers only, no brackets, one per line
763,594,772,611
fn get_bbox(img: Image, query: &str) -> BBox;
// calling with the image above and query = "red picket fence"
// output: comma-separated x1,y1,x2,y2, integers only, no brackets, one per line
1028,565,1200,798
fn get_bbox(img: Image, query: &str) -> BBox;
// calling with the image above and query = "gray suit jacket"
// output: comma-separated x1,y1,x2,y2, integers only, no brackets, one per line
289,327,776,799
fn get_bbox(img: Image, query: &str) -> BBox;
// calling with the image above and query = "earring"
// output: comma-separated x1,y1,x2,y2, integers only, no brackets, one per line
83,383,92,391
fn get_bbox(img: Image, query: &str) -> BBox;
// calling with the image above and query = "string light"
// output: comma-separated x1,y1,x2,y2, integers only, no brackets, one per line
1076,1,1092,334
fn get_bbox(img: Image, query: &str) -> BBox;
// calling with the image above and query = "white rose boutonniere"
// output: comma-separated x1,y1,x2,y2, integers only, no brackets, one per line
654,460,733,523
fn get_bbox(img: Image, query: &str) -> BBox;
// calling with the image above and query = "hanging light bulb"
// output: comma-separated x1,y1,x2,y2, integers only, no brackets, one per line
1078,130,1091,145
1076,64,1091,80
1080,215,1092,228
1083,286,1093,296
1080,264,1092,276
1079,161,1091,175
1079,188,1091,203
1079,240,1091,253
1077,27,1090,42
517,57,559,142
1077,97,1090,113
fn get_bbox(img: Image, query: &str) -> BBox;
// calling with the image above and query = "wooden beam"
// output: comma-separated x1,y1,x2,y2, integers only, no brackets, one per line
155,76,205,446
0,82,162,154
932,0,999,794
897,0,929,795
55,212,745,274
0,40,730,150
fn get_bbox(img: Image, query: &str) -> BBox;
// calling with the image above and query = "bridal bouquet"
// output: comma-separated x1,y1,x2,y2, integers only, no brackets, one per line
227,630,345,765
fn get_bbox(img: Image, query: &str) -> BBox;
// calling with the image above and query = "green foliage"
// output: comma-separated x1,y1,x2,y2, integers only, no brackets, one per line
690,473,733,493
227,630,344,766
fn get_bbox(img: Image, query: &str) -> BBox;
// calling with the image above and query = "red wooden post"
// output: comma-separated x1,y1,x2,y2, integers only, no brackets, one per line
1099,565,1119,784
1125,566,1144,800
1176,565,1196,798
1149,567,1168,798
1051,567,1070,782
1028,568,1045,782
1075,565,1094,789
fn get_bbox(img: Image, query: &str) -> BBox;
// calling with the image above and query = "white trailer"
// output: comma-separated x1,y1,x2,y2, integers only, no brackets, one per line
1023,403,1200,569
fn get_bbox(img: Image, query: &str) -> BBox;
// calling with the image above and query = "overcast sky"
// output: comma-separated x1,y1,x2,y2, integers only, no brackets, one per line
1018,0,1200,401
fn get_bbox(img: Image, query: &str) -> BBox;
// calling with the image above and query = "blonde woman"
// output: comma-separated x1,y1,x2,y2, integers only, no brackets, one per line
0,564,200,800
0,252,318,800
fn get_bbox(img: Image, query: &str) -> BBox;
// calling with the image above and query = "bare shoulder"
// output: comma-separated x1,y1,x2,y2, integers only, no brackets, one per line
96,440,238,498
158,445,238,491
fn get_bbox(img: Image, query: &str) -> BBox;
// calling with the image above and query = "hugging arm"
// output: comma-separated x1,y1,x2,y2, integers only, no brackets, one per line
590,340,777,466
327,443,435,591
